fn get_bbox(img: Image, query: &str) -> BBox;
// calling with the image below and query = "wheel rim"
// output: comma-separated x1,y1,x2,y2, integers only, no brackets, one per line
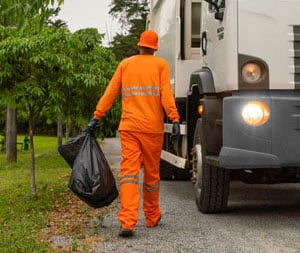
192,144,203,207
194,144,202,188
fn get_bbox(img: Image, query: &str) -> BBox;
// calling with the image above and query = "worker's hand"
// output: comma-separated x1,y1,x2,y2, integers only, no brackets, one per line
88,118,99,132
171,122,180,142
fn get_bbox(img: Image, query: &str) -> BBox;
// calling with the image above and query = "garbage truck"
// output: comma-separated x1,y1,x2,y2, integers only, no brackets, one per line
147,0,300,213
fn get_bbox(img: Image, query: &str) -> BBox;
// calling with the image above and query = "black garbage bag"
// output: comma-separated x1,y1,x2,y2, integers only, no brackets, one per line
58,131,118,208
58,131,86,168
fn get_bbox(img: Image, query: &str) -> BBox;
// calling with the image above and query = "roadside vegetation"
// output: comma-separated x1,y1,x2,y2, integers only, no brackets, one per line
0,1,148,252
0,136,116,252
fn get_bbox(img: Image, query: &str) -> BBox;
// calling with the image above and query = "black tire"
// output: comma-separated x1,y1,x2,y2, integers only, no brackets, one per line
195,162,230,213
159,159,175,180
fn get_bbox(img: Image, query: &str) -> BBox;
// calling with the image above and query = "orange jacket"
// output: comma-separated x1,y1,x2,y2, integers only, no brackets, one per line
94,55,179,134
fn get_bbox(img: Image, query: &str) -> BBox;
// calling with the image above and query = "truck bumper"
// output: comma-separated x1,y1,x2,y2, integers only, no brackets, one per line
219,90,300,169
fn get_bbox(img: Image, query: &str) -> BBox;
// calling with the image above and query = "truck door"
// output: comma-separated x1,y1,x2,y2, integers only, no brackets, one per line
175,0,202,98
201,0,226,91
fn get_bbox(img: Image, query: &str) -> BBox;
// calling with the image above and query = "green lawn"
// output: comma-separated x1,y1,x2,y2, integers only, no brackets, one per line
0,136,70,252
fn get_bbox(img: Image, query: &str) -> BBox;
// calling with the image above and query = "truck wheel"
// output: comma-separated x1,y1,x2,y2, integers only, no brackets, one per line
192,144,230,213
159,159,175,180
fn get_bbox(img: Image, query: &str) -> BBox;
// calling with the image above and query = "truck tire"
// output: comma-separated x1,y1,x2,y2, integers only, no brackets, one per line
193,144,230,213
159,159,175,180
196,163,229,213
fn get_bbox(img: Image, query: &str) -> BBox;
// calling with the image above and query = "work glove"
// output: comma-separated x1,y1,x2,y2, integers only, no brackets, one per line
171,122,180,142
88,118,99,132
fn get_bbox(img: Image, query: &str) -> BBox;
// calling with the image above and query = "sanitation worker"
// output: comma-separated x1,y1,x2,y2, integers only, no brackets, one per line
89,30,180,237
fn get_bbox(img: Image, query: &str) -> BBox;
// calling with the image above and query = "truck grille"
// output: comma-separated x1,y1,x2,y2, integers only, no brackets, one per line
294,26,300,89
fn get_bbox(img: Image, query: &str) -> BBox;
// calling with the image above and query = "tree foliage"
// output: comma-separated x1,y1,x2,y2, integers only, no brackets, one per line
0,0,66,164
0,25,119,135
0,0,121,198
109,0,149,29
0,0,64,30
1,0,65,196
61,28,120,137
0,25,118,197
109,0,149,60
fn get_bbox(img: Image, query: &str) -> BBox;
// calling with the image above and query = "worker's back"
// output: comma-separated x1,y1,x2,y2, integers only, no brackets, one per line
118,54,175,134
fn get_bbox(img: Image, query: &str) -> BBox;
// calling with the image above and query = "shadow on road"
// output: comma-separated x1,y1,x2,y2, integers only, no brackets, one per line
226,181,300,216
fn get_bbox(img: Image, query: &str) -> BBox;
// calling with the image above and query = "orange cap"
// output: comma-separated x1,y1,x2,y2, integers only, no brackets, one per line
137,30,158,50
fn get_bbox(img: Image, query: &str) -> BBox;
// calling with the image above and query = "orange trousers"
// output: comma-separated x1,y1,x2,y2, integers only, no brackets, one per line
118,130,163,230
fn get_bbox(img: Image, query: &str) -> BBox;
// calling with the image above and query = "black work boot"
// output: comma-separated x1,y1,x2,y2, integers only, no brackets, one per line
118,227,134,237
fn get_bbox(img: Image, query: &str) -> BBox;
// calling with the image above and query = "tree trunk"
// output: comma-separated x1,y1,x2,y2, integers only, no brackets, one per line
57,115,63,146
65,119,70,141
29,116,37,199
6,106,17,162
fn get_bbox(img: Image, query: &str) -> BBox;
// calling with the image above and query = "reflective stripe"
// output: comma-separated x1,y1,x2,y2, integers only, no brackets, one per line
122,92,160,98
120,174,139,186
122,85,160,98
143,182,160,193
122,86,160,91
120,174,139,180
144,188,159,193
144,182,160,188
120,180,139,186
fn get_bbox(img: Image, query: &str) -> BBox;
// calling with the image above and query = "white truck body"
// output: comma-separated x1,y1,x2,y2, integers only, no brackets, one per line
148,0,300,213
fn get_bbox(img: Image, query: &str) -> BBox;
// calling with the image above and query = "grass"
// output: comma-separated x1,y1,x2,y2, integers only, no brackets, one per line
0,136,71,252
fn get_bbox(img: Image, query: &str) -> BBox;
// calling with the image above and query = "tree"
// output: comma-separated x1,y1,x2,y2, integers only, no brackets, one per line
0,25,118,198
5,107,16,161
109,0,149,30
0,26,72,197
0,0,65,162
109,0,149,60
1,1,120,199
59,28,119,138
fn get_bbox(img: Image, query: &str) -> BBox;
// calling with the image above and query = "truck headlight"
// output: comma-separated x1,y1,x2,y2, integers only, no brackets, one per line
242,101,270,126
242,62,265,84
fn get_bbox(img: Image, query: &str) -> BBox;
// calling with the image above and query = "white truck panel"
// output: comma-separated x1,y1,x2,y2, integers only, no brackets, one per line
238,0,300,89
222,0,239,92
149,0,177,82
201,0,239,92
175,60,201,97
149,0,202,98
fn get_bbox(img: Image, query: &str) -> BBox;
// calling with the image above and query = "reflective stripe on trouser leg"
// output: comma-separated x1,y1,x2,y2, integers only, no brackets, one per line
118,131,142,230
141,133,163,227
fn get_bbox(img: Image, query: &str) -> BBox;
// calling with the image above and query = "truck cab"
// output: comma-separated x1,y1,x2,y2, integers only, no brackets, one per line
148,0,300,213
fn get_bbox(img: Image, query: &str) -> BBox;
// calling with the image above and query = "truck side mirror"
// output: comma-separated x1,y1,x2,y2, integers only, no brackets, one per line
204,0,224,21
215,11,224,21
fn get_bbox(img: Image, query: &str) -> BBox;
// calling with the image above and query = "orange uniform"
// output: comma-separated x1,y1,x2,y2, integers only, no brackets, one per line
93,32,179,232
94,54,179,131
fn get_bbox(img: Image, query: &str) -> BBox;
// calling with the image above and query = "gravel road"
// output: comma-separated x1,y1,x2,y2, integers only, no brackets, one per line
92,138,300,253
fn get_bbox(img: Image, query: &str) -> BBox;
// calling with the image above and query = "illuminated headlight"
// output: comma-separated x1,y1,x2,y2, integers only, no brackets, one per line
242,62,265,83
242,101,270,126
